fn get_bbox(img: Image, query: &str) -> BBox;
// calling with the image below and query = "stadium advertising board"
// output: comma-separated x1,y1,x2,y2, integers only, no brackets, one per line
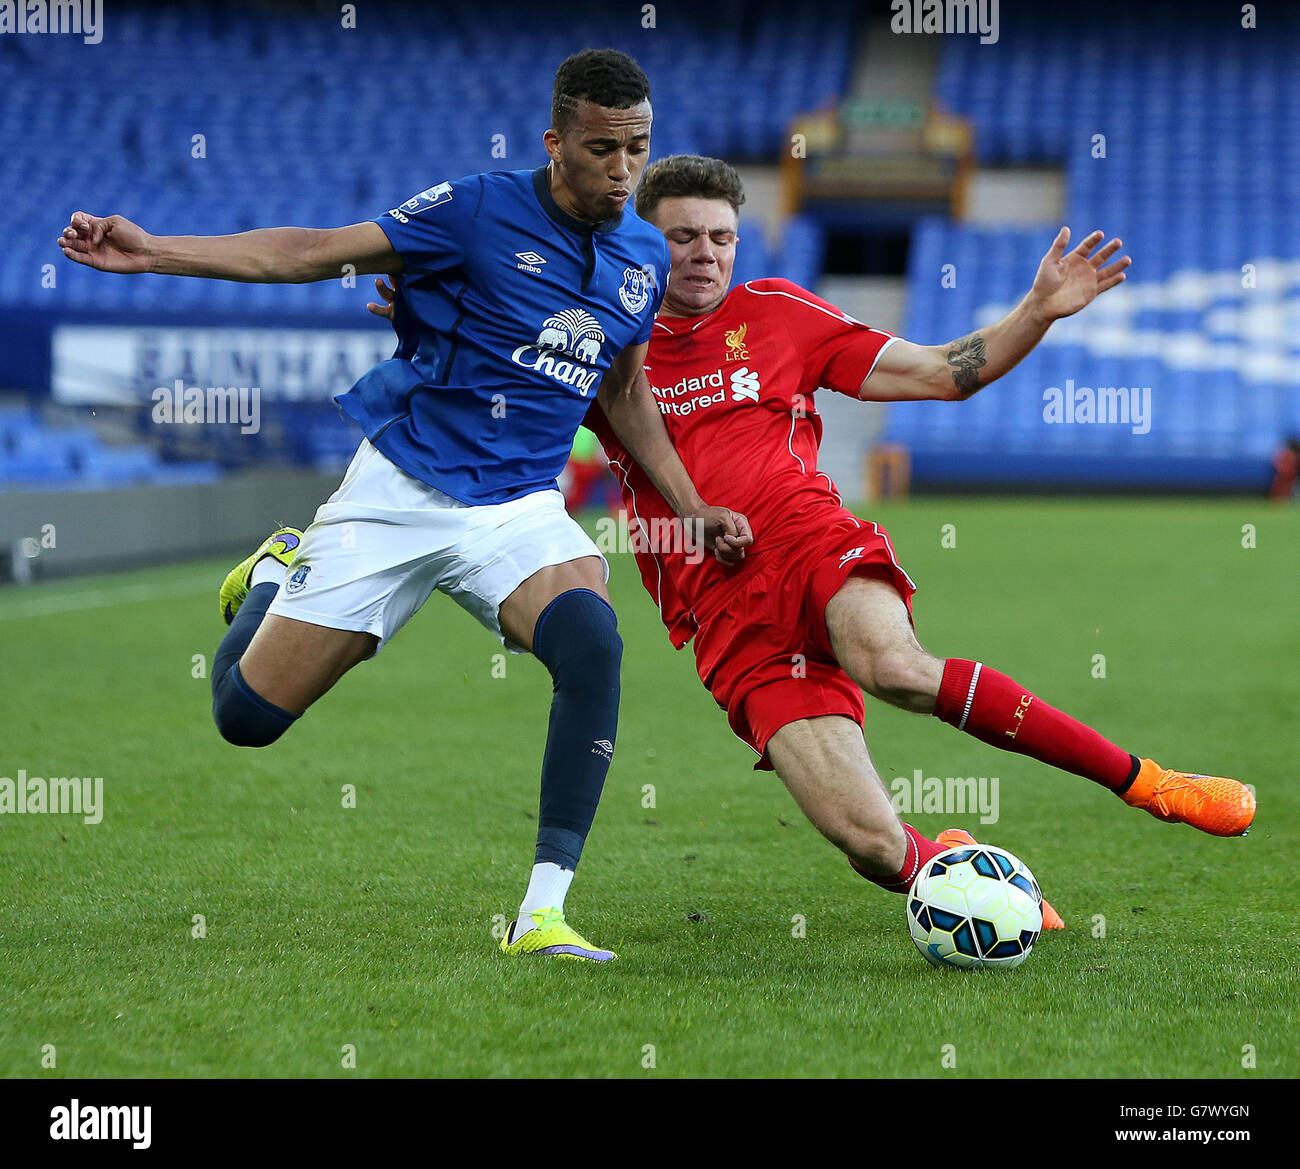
50,326,393,405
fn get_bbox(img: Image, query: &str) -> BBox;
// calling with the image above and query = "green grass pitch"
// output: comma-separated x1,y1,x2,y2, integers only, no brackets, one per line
1,496,1296,1078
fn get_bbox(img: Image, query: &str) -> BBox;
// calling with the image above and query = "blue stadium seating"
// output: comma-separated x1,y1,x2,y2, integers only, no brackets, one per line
894,0,1296,487
0,407,218,490
0,0,858,316
0,1,858,486
3,0,1292,489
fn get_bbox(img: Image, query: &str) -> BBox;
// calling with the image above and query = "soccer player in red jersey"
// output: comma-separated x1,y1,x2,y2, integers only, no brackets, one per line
370,155,1256,924
593,156,1255,918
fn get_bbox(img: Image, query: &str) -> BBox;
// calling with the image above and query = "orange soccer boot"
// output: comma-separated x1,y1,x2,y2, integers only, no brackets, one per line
1120,759,1256,837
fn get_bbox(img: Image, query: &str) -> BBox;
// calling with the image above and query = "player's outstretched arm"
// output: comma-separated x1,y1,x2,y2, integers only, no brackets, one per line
597,344,752,566
59,213,402,283
861,226,1130,402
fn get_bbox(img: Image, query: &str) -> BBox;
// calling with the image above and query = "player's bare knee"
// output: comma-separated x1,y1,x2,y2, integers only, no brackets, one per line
813,800,902,866
839,816,905,871
864,649,941,712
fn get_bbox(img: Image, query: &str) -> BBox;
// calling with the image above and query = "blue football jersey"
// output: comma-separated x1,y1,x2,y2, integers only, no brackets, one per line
336,166,669,505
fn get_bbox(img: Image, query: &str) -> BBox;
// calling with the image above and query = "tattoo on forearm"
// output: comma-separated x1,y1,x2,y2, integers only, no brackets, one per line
946,333,987,397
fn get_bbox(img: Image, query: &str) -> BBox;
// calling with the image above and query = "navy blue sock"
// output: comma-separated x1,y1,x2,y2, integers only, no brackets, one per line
211,582,299,747
530,589,622,870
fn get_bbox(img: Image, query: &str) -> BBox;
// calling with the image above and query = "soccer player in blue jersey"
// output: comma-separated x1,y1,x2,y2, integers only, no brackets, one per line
58,50,751,961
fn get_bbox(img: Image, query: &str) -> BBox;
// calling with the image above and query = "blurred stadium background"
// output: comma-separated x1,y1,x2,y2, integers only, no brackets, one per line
2,0,1298,581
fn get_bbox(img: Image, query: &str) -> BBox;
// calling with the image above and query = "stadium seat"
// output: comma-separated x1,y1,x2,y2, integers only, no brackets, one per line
899,0,1295,486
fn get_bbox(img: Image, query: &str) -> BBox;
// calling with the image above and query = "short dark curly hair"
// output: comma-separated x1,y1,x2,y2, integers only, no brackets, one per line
552,49,651,135
634,154,747,221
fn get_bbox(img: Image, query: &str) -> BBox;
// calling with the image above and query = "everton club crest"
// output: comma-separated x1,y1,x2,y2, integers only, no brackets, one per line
285,563,312,595
618,265,651,314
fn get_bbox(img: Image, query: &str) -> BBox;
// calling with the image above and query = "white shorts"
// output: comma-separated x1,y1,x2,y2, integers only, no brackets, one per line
266,439,606,654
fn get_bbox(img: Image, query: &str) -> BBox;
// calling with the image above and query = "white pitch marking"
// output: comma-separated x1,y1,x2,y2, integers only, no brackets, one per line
0,578,212,621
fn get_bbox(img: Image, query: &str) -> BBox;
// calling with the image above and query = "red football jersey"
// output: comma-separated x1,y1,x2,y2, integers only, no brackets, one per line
588,277,897,646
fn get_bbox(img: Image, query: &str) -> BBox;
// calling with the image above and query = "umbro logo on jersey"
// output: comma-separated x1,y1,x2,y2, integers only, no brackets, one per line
591,739,614,759
839,547,866,568
729,366,761,402
515,251,547,274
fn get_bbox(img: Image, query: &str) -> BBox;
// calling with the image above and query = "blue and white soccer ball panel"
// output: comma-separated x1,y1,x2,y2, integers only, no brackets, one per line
906,845,1044,970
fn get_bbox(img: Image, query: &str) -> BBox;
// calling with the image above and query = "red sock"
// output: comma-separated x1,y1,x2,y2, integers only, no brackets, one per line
849,823,946,894
935,658,1137,790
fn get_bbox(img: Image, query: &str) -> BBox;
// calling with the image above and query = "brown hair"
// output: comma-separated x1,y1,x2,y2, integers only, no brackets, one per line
635,154,746,221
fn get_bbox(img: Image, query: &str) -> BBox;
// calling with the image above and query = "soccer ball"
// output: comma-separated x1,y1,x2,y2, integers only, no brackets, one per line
906,844,1043,970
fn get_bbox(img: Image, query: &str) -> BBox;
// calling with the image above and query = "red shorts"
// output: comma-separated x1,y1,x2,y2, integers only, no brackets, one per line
691,512,916,770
